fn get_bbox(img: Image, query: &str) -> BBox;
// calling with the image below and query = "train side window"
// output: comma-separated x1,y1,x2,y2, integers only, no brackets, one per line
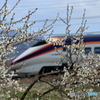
85,47,91,54
75,48,79,51
62,47,66,52
94,47,100,54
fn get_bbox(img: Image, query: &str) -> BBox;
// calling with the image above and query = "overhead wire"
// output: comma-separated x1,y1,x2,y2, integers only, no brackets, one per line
12,15,100,23
32,22,100,28
4,15,100,26
13,0,99,7
8,0,100,10
13,4,100,10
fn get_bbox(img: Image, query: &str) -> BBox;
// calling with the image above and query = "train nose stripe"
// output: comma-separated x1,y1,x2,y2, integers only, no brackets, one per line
11,43,57,64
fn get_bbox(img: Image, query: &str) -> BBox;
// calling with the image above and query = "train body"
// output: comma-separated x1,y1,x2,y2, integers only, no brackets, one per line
10,34,100,77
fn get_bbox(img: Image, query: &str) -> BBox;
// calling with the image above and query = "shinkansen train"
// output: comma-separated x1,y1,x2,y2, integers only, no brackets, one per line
9,34,100,77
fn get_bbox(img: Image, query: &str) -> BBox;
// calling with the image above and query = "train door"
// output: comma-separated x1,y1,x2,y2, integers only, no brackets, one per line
60,46,68,67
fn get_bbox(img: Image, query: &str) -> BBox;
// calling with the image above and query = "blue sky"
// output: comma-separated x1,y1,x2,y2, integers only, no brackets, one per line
0,0,100,35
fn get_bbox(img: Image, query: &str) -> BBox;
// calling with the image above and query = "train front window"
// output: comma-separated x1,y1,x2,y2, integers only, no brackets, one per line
32,40,47,47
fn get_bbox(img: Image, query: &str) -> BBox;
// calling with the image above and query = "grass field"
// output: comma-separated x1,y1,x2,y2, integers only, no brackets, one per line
0,82,100,100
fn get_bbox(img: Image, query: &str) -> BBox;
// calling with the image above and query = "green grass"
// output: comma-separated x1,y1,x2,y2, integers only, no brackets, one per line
0,83,100,100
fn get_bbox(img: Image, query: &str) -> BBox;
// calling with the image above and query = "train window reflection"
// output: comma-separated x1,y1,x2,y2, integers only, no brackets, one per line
32,40,47,47
85,47,91,54
94,47,100,54
62,47,66,52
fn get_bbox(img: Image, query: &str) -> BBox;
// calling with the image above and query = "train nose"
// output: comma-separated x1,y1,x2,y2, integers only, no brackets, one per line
11,47,36,65
11,43,51,65
11,62,14,65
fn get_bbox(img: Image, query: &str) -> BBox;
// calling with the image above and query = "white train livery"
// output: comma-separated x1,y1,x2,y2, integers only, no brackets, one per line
10,34,100,77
